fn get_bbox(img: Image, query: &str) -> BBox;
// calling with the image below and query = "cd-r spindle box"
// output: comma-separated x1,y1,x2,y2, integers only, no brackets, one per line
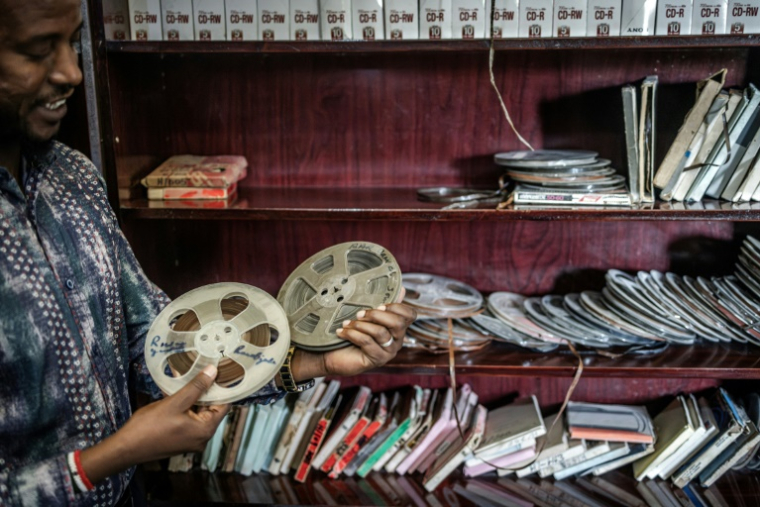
727,0,760,33
692,1,727,34
226,0,258,40
518,0,553,38
259,0,290,40
291,0,320,40
420,0,453,39
385,0,420,40
656,0,693,35
103,0,131,40
554,0,587,37
486,0,520,39
353,0,385,40
128,0,162,40
453,0,487,39
194,0,226,40
322,0,353,40
588,0,621,36
621,0,657,34
161,0,194,40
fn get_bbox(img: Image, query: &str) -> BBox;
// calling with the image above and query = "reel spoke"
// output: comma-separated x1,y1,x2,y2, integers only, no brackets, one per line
192,298,225,327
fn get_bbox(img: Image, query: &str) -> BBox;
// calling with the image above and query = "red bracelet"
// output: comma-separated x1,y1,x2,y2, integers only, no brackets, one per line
73,449,95,491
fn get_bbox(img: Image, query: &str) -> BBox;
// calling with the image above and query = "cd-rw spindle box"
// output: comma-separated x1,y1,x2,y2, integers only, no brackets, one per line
259,0,290,40
291,0,320,40
353,0,385,40
727,0,760,33
162,0,194,40
519,0,553,38
487,0,520,39
385,0,420,40
104,0,131,40
128,0,162,40
588,0,621,36
554,0,588,37
420,0,453,39
194,0,226,40
226,0,258,40
692,1,727,34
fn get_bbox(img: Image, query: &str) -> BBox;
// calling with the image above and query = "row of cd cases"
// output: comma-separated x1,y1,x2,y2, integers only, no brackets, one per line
106,0,760,42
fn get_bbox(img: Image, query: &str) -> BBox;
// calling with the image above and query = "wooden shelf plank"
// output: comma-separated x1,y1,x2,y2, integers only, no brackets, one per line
376,342,760,379
142,468,760,506
120,187,760,221
106,35,760,53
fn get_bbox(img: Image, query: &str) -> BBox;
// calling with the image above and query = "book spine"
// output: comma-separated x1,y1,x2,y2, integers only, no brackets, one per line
294,415,332,482
321,417,370,473
329,419,383,479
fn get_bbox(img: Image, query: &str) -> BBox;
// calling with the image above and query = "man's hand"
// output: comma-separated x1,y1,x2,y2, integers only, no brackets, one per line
80,365,229,484
325,301,416,376
290,290,417,380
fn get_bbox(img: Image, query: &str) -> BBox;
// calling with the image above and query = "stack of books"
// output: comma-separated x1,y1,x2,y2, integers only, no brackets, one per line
141,154,247,201
167,383,760,496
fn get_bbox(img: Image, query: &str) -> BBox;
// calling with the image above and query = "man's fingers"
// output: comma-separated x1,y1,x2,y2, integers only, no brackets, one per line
352,305,416,339
171,364,218,411
196,404,231,424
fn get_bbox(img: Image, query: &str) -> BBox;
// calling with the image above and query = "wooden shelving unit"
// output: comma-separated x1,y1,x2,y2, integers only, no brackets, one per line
120,187,760,221
88,1,760,504
106,34,759,53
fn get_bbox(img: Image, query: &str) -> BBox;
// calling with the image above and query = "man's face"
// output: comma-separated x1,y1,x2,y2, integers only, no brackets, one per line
0,0,83,144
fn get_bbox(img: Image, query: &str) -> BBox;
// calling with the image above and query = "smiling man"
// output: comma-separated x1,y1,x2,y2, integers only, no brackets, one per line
0,1,415,506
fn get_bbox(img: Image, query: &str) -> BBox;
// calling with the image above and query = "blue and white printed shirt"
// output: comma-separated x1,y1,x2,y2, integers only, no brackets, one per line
0,142,281,506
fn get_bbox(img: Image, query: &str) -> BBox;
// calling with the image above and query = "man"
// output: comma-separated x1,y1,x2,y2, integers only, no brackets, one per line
0,1,416,505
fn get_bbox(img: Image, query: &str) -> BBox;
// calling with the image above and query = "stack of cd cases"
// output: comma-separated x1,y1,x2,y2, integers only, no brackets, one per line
498,150,633,207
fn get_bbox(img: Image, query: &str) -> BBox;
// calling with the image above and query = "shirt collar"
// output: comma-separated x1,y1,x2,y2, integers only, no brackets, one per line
0,141,57,201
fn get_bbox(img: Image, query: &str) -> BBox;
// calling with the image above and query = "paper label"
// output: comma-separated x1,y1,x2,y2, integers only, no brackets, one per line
103,0,131,40
621,0,657,34
656,0,693,35
692,1,728,34
588,0,621,36
519,0,553,38
322,0,353,40
727,0,760,33
385,0,420,40
352,0,386,40
554,0,587,37
453,0,487,39
162,0,194,41
259,0,291,40
291,0,320,40
420,0,453,39
128,0,162,40
226,0,258,40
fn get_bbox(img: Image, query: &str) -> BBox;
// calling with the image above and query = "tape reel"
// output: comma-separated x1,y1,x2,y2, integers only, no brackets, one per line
145,282,291,405
278,242,402,352
402,273,483,319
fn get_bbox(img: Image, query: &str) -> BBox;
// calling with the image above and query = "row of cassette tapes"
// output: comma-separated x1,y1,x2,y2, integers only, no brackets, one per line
105,0,760,42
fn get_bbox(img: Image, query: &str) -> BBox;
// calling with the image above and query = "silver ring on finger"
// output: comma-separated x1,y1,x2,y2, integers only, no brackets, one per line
380,337,394,348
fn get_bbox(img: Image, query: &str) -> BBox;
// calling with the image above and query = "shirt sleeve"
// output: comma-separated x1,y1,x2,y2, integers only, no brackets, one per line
116,224,284,405
0,455,78,507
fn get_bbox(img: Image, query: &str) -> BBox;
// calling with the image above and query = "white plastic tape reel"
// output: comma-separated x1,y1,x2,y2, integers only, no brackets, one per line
145,282,291,405
278,242,402,352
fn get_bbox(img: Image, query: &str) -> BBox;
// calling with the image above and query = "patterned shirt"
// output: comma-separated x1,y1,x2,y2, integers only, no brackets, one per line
0,142,281,506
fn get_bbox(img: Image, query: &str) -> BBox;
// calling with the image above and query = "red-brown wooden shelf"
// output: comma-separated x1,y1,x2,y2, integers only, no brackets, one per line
106,35,760,54
119,187,760,221
142,468,760,506
376,341,760,379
